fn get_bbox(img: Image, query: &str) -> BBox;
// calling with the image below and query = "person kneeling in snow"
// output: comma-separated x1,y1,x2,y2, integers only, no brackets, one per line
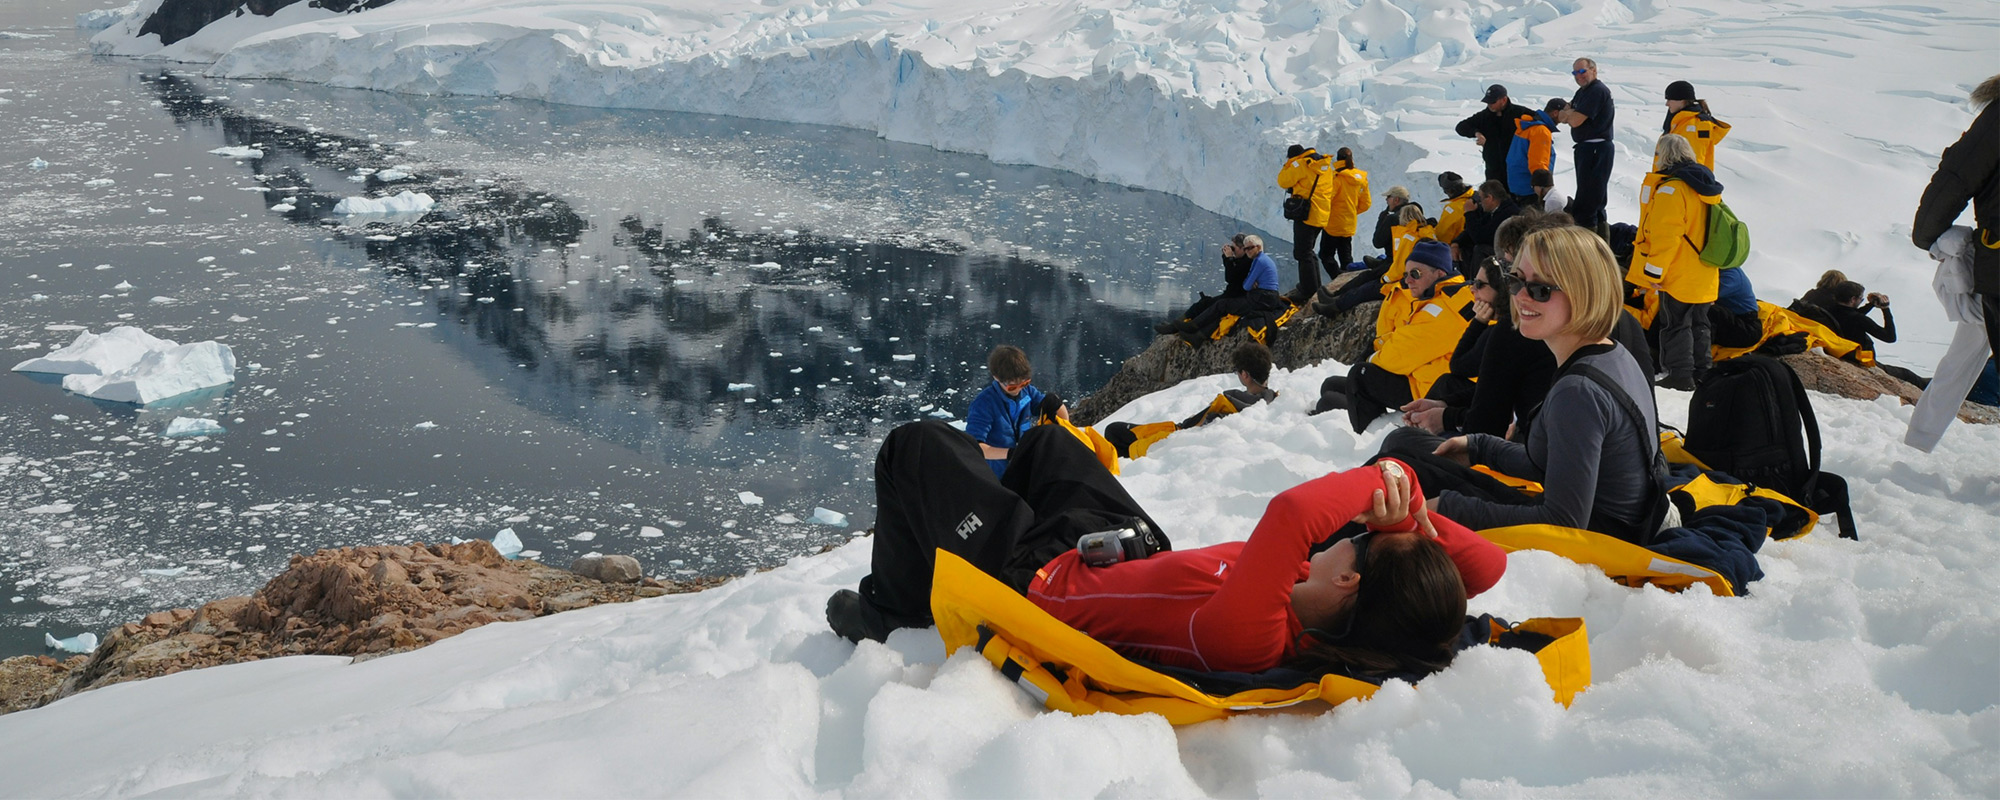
826,421,1504,678
1102,342,1278,459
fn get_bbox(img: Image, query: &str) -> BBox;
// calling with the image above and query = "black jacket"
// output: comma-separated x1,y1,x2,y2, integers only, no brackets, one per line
1914,99,2000,294
1371,206,1401,253
1454,199,1520,261
1446,320,1557,438
1827,303,1896,354
1457,102,1532,182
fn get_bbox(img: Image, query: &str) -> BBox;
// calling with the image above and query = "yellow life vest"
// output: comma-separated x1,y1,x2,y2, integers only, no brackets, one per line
1709,302,1862,363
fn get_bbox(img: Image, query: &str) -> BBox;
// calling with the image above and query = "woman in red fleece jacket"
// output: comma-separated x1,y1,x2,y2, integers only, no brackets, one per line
828,421,1506,680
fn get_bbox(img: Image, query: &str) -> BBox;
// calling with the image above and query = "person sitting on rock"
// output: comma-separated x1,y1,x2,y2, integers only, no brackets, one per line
1156,235,1288,343
1323,203,1434,317
1824,281,1930,388
1313,241,1473,433
1103,342,1278,459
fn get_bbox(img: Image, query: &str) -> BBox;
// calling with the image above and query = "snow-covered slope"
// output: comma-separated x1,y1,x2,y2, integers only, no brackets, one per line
1,363,1994,796
87,0,1999,363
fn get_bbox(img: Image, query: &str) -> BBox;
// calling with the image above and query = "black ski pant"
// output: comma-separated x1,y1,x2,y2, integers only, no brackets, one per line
1571,141,1614,231
1372,426,1538,508
1292,220,1323,293
857,421,1166,625
1315,361,1415,434
1319,234,1354,277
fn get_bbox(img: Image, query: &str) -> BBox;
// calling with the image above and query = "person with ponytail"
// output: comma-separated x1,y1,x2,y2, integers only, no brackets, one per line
828,420,1505,681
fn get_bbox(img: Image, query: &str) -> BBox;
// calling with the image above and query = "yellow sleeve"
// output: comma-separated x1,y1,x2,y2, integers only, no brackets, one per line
1369,298,1465,377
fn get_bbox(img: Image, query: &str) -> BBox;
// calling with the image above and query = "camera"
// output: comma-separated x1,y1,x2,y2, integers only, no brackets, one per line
1076,520,1163,567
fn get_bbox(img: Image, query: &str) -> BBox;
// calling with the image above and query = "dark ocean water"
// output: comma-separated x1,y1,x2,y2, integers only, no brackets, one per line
0,24,1269,656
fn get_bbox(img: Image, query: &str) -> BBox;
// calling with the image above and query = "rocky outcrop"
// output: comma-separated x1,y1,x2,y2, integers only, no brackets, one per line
4,542,723,714
1074,277,1378,426
1780,352,1999,424
137,0,395,47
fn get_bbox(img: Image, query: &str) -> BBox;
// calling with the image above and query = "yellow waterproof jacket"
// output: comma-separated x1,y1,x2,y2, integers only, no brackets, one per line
1436,188,1475,245
1323,165,1372,237
1390,221,1438,277
1710,302,1862,363
1372,277,1474,398
1630,173,1721,304
1277,151,1337,228
1669,109,1732,170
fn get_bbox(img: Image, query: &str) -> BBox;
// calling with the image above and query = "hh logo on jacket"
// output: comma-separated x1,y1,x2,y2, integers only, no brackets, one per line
956,512,984,539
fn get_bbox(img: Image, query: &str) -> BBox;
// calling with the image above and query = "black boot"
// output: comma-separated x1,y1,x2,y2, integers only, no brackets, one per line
826,589,896,643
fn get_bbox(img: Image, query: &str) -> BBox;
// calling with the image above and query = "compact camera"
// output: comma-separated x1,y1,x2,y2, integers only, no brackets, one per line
1076,520,1163,567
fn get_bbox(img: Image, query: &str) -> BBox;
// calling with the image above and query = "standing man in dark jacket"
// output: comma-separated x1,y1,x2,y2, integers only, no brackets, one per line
1457,85,1532,184
1562,58,1616,237
1913,74,2000,358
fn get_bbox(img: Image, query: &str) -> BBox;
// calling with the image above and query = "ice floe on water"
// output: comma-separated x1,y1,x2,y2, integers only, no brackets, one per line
331,190,434,216
161,417,225,438
13,327,237,406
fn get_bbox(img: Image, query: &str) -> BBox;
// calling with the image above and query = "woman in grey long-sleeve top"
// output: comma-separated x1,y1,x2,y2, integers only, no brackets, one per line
1430,226,1663,541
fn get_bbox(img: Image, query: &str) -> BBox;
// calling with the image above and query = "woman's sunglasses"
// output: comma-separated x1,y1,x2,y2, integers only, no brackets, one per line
1503,272,1562,302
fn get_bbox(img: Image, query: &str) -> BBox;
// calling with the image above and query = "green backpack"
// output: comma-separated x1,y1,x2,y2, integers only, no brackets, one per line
1696,199,1750,269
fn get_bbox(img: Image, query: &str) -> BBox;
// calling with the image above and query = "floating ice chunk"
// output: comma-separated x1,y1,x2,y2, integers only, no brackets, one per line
113,281,133,290
208,146,263,159
333,190,435,215
15,326,174,375
810,507,849,527
376,169,411,181
141,566,187,577
491,527,523,559
268,203,295,212
163,417,224,438
28,157,47,170
84,178,114,187
570,531,597,541
24,503,74,514
45,632,98,654
773,513,801,524
638,526,664,538
726,383,754,391
148,296,177,304
412,421,438,430
62,340,235,405
738,491,764,506
891,354,917,361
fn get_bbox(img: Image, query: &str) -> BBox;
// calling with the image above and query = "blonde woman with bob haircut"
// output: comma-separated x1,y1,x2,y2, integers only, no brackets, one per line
1377,226,1669,543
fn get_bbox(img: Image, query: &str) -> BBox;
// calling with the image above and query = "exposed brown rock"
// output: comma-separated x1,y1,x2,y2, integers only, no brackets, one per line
1075,273,1379,426
22,542,726,714
1780,352,1998,424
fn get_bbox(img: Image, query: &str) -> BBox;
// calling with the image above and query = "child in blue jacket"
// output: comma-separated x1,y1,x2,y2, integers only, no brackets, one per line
964,345,1063,477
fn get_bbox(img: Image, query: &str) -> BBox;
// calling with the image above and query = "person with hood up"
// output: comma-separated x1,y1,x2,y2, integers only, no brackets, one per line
1629,134,1725,390
1278,144,1338,301
1662,81,1731,170
1457,85,1534,183
1435,173,1476,252
1314,241,1473,433
1319,147,1374,284
1506,103,1560,204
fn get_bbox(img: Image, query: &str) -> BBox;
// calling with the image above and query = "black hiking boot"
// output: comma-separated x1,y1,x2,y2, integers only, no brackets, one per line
1152,319,1182,335
826,589,895,643
1660,371,1696,391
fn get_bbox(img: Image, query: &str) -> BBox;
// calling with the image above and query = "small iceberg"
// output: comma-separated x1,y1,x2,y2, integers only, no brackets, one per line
141,566,188,577
163,417,225,438
810,507,849,527
208,146,264,159
492,527,523,560
738,491,764,506
333,190,435,216
60,341,235,405
45,632,99,654
13,326,172,376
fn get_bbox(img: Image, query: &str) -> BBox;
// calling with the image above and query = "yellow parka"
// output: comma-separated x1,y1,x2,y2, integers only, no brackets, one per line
1629,172,1720,304
1435,188,1475,245
1322,164,1373,237
1277,151,1338,228
1668,108,1731,170
1371,275,1474,398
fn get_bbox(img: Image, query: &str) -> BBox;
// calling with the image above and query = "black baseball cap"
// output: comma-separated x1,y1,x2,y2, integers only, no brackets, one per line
1481,84,1508,104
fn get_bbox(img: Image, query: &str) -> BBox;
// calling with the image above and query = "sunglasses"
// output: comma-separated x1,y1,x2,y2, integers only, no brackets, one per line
1404,268,1427,282
999,377,1032,391
1504,272,1562,302
1348,530,1374,574
1572,68,1590,76
1467,278,1491,291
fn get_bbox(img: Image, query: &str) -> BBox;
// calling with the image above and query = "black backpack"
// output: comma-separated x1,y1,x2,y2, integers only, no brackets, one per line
1683,355,1858,539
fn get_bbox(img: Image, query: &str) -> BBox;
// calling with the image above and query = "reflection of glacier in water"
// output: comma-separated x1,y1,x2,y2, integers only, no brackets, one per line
0,60,1266,656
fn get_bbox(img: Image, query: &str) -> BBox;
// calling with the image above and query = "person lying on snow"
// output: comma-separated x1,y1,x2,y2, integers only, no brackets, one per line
826,420,1505,678
1102,342,1277,459
1378,225,1670,543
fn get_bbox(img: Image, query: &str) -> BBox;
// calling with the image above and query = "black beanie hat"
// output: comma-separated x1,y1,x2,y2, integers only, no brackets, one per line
1287,144,1306,159
1438,171,1469,196
1665,80,1697,102
1531,168,1554,188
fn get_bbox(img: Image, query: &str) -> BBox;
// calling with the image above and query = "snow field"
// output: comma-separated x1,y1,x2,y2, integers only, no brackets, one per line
1,356,1994,795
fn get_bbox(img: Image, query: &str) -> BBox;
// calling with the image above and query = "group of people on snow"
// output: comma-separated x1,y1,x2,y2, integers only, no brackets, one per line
818,69,2000,696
